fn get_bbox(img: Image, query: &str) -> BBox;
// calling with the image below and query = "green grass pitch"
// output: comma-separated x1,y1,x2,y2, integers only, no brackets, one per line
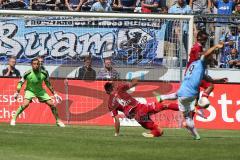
0,123,240,160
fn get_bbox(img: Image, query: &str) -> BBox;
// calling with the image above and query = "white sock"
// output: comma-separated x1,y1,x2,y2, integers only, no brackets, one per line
161,93,178,100
185,117,200,138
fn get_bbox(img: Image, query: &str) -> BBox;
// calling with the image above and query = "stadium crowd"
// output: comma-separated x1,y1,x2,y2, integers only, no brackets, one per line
0,0,240,69
0,0,239,14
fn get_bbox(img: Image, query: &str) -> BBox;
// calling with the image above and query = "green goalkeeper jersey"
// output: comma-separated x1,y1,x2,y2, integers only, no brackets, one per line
17,69,54,94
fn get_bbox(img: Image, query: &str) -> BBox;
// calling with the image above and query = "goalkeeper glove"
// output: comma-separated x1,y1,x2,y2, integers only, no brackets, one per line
13,92,19,100
54,93,62,104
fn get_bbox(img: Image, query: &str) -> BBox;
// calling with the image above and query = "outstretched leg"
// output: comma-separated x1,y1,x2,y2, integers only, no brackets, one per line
138,116,163,138
178,97,200,140
165,103,179,111
11,99,31,126
183,111,200,140
193,80,213,119
45,100,65,127
201,80,214,98
153,92,178,102
134,104,163,137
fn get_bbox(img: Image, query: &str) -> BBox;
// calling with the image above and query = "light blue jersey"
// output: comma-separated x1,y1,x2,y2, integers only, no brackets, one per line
178,58,206,97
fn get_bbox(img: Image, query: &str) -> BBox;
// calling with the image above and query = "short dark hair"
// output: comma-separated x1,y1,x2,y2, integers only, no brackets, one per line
84,56,92,62
8,56,16,61
197,30,209,40
103,57,112,62
37,55,45,59
104,82,113,94
31,58,39,64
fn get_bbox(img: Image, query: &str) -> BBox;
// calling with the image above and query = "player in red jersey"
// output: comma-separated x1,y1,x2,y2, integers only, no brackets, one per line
187,31,228,102
186,31,207,69
186,30,213,98
104,79,179,138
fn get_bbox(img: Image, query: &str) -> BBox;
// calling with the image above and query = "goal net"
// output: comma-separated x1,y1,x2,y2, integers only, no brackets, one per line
0,10,193,127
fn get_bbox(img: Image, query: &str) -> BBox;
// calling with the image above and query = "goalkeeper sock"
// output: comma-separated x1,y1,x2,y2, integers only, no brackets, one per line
13,106,25,121
50,106,59,121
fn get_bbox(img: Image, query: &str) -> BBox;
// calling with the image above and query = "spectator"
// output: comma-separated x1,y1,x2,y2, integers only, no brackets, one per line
235,0,240,14
166,0,177,8
2,56,21,78
112,0,137,12
65,0,85,11
223,48,240,68
0,0,27,9
212,0,237,45
168,0,192,64
81,0,96,11
75,56,96,80
189,0,211,14
31,0,56,10
90,0,112,11
160,6,168,13
141,0,160,13
219,36,235,67
55,0,67,10
223,27,240,52
97,57,120,80
190,0,211,31
234,27,240,52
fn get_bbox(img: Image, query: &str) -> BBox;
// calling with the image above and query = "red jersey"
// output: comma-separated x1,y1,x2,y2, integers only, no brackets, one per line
108,83,139,118
186,42,203,69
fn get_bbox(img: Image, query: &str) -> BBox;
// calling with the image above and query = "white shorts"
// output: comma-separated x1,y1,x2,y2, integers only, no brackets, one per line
178,97,196,113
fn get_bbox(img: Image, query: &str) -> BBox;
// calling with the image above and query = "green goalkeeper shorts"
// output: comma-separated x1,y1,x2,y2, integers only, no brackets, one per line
24,90,51,102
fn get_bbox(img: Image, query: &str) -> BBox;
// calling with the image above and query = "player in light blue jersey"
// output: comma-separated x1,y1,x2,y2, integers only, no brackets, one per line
178,58,206,97
154,42,224,140
177,42,224,140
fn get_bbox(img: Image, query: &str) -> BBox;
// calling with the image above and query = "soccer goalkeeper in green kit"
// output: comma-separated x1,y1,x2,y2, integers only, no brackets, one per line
11,58,65,127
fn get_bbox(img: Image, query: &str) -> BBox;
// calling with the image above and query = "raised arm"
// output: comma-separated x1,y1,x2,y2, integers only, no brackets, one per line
189,0,193,8
208,0,212,12
203,42,224,58
130,78,138,88
65,0,74,11
3,66,11,77
113,115,120,136
75,0,87,11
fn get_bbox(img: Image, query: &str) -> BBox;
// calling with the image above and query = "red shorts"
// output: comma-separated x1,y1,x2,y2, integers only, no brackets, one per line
200,79,212,89
132,103,164,136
